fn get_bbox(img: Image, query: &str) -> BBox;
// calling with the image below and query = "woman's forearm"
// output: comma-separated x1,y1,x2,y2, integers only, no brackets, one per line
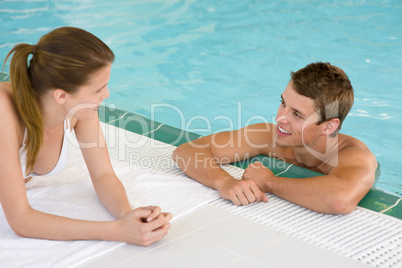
12,207,120,242
91,173,132,220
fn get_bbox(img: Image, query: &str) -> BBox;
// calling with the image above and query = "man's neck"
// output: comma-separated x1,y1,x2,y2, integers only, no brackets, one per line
292,134,339,169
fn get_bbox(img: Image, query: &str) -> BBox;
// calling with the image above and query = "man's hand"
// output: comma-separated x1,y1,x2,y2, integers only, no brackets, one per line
217,177,268,206
242,161,275,192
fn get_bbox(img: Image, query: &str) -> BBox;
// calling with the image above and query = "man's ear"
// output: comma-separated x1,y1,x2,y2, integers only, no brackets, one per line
53,89,68,104
323,118,340,136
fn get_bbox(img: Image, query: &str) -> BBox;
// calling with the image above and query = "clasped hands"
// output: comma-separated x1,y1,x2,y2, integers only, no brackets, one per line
118,206,172,246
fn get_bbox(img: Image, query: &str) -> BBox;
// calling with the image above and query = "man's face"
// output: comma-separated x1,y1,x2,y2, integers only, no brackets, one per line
275,81,323,148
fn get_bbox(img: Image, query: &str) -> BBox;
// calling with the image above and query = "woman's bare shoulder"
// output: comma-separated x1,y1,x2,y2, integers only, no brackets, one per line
0,82,18,115
0,82,16,112
0,82,24,140
0,81,12,93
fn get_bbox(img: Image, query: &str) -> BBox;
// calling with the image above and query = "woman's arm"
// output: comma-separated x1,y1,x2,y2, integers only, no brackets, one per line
74,114,132,219
73,113,171,227
0,131,170,245
0,92,170,245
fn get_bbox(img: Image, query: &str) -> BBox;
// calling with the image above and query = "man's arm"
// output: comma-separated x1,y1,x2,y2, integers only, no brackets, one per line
172,123,274,205
243,148,377,214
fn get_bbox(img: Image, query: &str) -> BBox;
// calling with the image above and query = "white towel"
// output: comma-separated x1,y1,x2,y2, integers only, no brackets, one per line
0,124,220,268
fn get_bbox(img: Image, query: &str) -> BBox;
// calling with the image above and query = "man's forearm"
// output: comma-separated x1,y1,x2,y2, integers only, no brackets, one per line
172,145,234,190
264,175,358,214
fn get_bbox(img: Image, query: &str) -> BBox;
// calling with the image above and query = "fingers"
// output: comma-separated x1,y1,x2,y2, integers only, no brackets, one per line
140,220,171,246
127,209,171,247
133,209,172,230
228,180,267,206
146,213,170,231
161,212,173,223
237,182,257,205
249,183,269,203
143,206,162,222
248,181,269,202
132,207,154,220
118,208,171,246
131,206,163,224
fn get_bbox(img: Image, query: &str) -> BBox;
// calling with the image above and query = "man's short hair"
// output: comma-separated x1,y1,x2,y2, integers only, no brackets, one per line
290,62,354,132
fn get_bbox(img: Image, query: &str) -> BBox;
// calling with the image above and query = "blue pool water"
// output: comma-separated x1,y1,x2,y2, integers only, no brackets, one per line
1,0,401,197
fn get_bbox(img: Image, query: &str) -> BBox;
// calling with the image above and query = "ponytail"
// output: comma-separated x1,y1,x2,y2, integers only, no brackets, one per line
4,44,43,173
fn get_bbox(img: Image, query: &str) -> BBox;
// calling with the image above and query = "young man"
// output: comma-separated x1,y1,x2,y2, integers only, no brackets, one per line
172,62,377,214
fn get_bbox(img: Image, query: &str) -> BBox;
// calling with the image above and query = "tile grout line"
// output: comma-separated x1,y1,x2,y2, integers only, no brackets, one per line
179,205,233,236
111,204,232,267
189,231,284,268
240,237,287,268
220,256,248,268
187,211,287,268
110,233,190,267
221,255,270,268
187,232,248,261
380,197,401,214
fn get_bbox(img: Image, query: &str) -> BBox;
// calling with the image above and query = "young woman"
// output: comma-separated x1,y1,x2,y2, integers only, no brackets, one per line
0,27,171,246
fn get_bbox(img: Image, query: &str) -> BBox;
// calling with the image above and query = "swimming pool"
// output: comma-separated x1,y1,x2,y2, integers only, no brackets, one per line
1,0,401,197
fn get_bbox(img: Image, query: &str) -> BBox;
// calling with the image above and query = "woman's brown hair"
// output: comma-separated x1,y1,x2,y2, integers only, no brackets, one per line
3,27,114,173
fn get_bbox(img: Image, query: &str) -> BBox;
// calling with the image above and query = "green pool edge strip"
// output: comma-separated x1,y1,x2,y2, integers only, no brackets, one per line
99,106,401,219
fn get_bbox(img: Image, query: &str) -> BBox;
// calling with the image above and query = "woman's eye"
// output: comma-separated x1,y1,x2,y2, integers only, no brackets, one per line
294,112,302,119
280,100,285,106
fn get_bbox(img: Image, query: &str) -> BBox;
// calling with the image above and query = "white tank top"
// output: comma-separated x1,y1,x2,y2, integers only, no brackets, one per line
19,120,71,178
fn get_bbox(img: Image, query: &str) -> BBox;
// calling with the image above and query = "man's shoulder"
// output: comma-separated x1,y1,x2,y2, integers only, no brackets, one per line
338,133,371,153
337,133,377,169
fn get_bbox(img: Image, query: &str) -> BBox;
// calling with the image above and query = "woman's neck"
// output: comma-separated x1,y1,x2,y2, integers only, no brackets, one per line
39,93,67,129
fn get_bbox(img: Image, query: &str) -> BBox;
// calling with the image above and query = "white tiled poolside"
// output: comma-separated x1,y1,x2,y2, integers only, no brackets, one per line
80,204,372,268
77,123,400,268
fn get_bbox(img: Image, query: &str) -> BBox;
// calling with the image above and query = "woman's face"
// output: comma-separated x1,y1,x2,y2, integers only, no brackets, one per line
65,64,111,121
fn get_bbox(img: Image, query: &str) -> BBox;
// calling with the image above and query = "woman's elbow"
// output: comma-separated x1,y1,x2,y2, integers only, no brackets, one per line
5,205,35,238
8,216,33,238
